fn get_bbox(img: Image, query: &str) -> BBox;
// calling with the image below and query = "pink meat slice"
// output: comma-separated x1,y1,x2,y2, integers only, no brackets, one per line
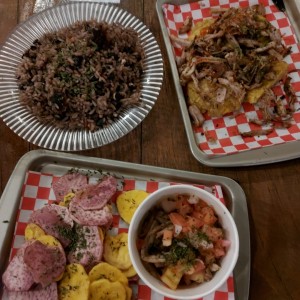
69,199,113,226
23,240,66,287
2,242,35,292
6,282,58,300
29,204,73,247
68,225,103,271
75,176,117,210
52,172,88,202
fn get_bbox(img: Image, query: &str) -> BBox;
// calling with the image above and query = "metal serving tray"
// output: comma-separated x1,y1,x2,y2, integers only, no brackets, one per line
156,0,300,167
0,149,250,299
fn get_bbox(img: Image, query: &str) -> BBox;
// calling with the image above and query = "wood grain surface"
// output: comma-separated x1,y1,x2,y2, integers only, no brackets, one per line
0,1,300,299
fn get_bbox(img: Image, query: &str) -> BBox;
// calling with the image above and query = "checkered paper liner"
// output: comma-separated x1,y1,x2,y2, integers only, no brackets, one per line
162,0,300,155
7,170,234,300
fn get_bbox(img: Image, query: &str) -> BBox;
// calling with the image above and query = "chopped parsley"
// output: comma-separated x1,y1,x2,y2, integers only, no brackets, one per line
164,239,197,266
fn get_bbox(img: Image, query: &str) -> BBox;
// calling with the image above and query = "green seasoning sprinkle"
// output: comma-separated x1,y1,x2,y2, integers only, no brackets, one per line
164,239,197,266
196,231,209,242
55,225,73,241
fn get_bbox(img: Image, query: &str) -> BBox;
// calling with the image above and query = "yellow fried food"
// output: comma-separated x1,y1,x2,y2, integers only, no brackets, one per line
59,192,75,207
89,279,126,300
186,19,243,117
124,284,133,300
161,264,185,290
88,262,128,286
122,265,137,278
246,60,289,103
36,234,61,247
98,227,105,242
103,233,132,270
188,18,215,40
24,223,45,241
184,12,290,118
116,190,149,224
58,264,89,300
187,79,243,117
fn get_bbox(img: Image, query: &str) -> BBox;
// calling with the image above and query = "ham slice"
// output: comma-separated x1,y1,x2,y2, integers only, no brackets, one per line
29,204,73,247
2,242,35,292
52,172,88,202
6,282,58,300
23,240,66,287
69,199,113,227
68,225,103,271
74,176,117,210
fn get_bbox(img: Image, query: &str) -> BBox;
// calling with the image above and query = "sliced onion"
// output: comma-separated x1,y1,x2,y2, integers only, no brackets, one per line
221,239,231,248
174,224,182,236
187,194,199,204
161,198,177,213
210,263,221,272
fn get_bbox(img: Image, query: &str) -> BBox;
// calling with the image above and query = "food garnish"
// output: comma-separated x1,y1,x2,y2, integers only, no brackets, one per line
173,4,296,135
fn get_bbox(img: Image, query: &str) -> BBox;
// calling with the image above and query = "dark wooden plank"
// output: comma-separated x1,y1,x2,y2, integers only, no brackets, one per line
0,0,29,194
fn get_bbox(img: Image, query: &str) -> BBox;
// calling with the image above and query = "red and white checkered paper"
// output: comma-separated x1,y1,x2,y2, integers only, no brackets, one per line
7,171,234,300
162,0,300,155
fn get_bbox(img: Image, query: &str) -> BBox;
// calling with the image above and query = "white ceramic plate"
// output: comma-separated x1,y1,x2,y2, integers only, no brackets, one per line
0,2,163,151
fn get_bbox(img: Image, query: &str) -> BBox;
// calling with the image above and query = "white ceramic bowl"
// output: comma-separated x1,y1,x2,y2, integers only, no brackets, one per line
128,184,239,300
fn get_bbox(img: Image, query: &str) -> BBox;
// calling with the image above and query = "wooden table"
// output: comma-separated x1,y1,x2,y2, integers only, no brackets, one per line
0,1,299,299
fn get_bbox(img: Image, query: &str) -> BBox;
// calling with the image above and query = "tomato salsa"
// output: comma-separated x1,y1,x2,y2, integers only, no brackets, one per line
137,193,230,290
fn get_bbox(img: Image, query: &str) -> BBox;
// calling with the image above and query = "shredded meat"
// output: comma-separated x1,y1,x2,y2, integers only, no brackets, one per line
16,20,145,131
179,16,193,34
239,128,274,137
172,4,297,136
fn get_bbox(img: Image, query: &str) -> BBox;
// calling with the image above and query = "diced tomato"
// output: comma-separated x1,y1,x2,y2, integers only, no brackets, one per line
191,210,203,220
214,246,226,258
203,226,223,242
214,240,226,257
169,212,188,227
184,260,205,276
194,199,208,211
201,206,217,225
186,216,204,229
176,196,193,216
193,259,206,272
